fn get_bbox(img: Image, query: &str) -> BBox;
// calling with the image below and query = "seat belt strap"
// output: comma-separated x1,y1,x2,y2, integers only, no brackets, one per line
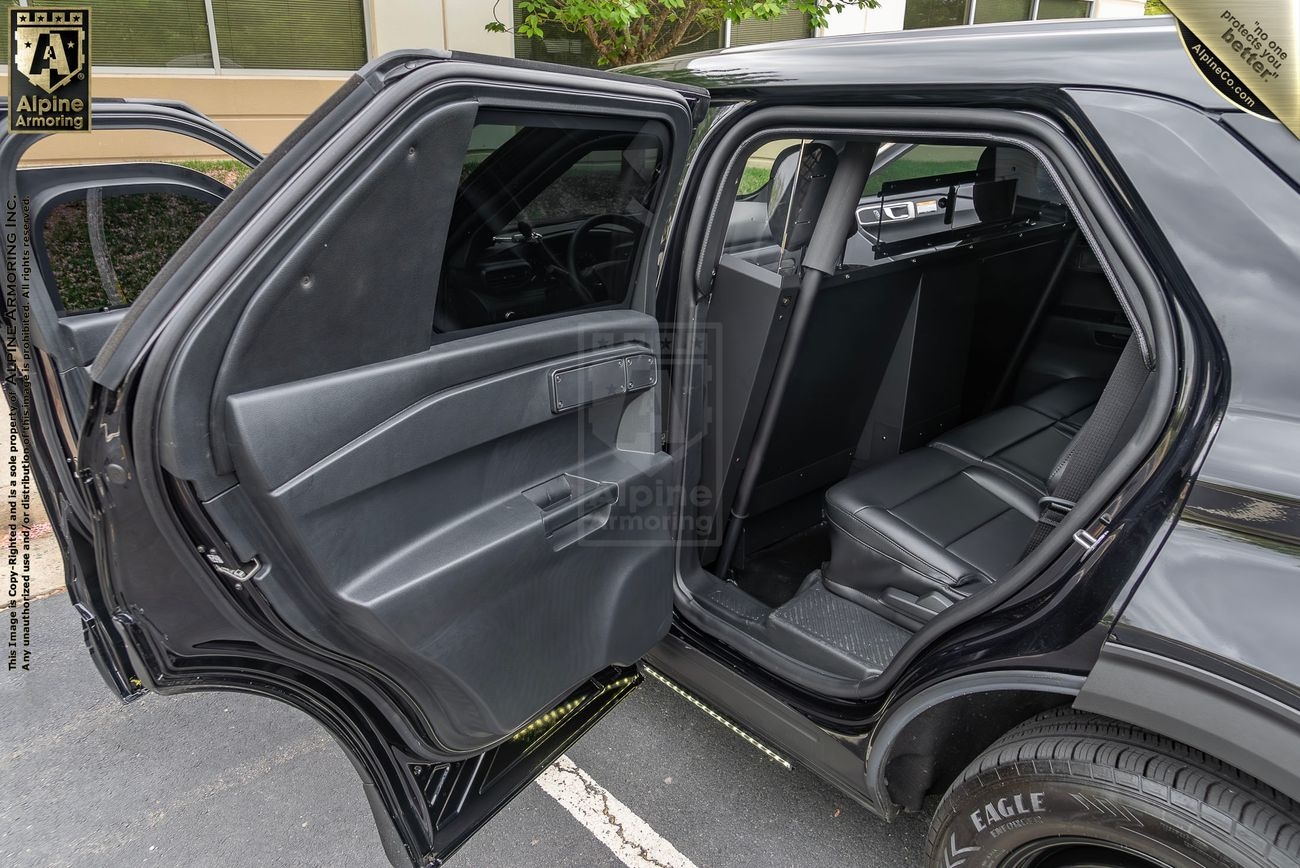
1022,334,1149,555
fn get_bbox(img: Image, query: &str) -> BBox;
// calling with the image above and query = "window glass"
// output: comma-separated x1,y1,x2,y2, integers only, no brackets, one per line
736,138,802,197
514,145,660,226
435,120,666,332
858,142,1063,258
972,0,1032,23
863,144,984,196
903,0,969,29
30,0,212,67
720,138,823,275
0,1,19,64
24,129,252,314
729,8,810,46
42,189,217,312
209,0,367,69
1036,0,1092,18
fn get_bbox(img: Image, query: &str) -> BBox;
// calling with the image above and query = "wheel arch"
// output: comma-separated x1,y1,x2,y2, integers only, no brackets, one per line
1075,641,1300,807
866,671,1084,813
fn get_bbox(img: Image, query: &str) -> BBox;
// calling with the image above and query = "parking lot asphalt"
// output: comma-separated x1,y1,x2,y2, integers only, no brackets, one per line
2,594,932,867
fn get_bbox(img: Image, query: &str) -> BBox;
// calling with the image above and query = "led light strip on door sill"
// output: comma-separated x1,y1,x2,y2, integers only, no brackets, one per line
641,664,792,770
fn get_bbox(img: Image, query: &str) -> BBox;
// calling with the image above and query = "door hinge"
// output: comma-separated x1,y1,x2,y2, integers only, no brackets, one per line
197,545,259,583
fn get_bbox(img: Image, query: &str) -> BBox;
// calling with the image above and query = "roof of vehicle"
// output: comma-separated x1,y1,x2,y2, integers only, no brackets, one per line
623,16,1230,112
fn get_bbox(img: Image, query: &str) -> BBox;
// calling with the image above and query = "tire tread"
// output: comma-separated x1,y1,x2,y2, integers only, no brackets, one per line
926,707,1300,867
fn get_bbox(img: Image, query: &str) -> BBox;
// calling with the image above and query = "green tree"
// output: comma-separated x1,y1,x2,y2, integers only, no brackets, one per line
488,0,880,67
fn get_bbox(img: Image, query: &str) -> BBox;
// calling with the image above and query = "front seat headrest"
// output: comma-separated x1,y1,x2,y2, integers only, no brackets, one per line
767,142,838,251
974,146,1063,223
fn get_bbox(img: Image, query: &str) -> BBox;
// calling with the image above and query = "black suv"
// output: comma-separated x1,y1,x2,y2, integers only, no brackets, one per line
6,16,1299,868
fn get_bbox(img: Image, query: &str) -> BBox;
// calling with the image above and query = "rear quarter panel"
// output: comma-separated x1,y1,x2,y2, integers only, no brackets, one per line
1068,88,1300,800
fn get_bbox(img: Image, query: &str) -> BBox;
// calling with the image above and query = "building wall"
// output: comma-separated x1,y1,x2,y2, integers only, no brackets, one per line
1093,0,1146,18
825,0,1146,35
823,0,907,36
369,0,514,56
23,74,348,164
12,0,512,166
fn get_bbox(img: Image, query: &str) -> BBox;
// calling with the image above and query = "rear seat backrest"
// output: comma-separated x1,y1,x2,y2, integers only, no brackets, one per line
821,378,1108,628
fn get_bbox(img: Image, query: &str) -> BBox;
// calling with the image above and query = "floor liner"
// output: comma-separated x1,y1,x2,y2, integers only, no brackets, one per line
735,523,830,609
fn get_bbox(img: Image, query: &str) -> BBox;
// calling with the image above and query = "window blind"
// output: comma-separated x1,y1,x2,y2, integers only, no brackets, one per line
902,0,969,29
971,0,1033,24
30,0,212,67
209,0,367,70
1036,0,1092,19
729,8,810,47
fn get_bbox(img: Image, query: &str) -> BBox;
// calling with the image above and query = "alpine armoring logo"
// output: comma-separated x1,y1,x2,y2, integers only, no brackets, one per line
8,7,91,133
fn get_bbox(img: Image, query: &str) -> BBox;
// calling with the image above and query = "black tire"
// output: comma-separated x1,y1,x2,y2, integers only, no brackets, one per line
924,707,1300,868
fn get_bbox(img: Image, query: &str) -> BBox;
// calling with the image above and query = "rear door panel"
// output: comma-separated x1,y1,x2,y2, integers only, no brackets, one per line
53,56,702,866
222,309,672,750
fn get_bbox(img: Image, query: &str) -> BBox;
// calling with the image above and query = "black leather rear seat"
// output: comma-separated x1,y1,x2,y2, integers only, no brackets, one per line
822,379,1103,626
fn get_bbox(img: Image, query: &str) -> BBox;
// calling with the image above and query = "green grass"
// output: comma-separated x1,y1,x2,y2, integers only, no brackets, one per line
174,158,254,188
43,159,252,313
738,166,772,197
43,192,215,312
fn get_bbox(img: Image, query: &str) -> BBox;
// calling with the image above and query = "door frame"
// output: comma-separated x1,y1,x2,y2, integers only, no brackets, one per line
660,101,1184,715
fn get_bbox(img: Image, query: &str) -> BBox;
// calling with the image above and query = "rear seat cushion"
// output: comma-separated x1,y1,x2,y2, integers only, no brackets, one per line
931,378,1103,492
823,378,1103,623
824,447,1039,601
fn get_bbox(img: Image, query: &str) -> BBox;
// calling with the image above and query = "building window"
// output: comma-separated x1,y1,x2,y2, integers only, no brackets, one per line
972,0,1033,24
902,0,968,29
903,0,1093,29
210,0,368,70
16,0,367,71
25,0,212,67
728,8,811,46
512,17,724,68
511,3,807,68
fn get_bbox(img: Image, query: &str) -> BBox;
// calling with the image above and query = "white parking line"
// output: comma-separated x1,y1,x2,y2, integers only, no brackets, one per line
535,755,699,868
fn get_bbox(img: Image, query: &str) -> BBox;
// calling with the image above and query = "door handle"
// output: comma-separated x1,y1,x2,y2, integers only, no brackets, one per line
522,474,619,543
539,481,617,536
856,201,917,233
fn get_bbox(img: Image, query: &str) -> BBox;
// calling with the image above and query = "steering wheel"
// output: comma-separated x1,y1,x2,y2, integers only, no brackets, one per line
565,213,644,302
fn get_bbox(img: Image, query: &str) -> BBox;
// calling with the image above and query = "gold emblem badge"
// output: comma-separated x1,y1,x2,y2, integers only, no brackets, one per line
1166,1,1296,136
8,8,91,133
13,9,86,94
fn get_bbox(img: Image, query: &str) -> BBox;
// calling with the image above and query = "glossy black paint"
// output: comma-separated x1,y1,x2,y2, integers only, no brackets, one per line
1058,85,1300,798
634,15,1295,816
623,17,1222,110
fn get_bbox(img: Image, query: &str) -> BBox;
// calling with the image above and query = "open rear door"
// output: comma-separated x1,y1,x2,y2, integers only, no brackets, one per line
8,55,705,866
0,99,259,695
